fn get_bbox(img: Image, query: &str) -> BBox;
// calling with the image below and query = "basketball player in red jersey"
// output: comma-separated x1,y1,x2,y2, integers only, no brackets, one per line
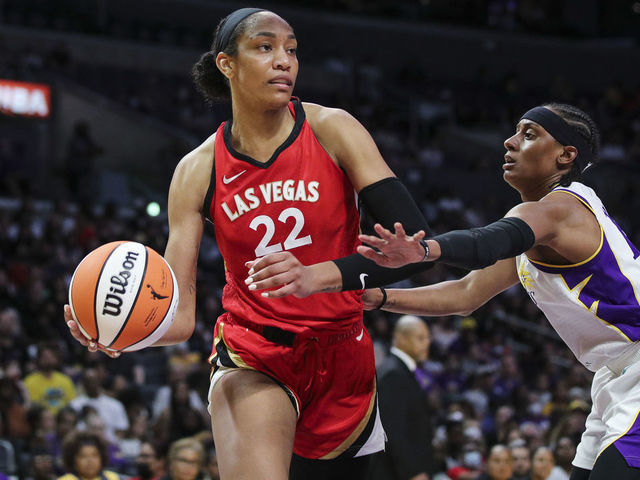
65,8,433,479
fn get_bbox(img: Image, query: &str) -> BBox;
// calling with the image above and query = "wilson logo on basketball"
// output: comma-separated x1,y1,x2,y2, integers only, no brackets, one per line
69,241,178,352
102,250,140,317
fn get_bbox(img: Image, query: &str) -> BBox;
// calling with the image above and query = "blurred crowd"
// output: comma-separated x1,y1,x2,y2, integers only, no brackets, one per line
2,2,640,479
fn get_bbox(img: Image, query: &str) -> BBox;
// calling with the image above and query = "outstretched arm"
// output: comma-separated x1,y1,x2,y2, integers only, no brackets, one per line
363,258,520,316
356,196,597,271
360,188,603,272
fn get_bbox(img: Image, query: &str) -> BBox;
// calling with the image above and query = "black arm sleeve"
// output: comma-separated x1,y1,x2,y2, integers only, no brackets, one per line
334,177,433,291
432,217,535,270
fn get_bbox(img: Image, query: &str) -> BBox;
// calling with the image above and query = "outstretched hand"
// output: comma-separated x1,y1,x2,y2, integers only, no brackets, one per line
245,251,318,299
357,222,427,268
64,305,121,358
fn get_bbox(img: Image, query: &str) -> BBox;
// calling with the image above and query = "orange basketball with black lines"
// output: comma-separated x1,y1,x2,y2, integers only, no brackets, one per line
68,241,179,352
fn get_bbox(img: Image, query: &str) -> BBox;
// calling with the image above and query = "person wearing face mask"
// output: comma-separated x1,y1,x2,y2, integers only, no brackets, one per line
130,441,165,480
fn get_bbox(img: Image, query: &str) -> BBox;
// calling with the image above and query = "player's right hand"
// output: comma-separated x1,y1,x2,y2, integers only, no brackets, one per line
64,305,121,358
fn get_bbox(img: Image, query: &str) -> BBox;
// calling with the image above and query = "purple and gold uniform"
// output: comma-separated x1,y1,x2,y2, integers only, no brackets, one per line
202,98,384,459
517,182,640,470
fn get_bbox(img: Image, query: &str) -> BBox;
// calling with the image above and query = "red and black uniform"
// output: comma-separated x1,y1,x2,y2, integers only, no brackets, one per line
202,98,382,459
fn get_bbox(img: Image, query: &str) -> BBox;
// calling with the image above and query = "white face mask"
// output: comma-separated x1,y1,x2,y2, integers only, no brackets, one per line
463,450,483,469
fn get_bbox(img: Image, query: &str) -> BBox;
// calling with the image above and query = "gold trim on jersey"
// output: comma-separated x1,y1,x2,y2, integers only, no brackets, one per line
599,406,640,460
556,274,631,342
319,379,377,460
530,190,603,268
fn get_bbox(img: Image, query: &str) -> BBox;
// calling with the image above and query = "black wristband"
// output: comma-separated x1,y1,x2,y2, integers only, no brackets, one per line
419,239,430,262
375,287,387,310
333,254,431,291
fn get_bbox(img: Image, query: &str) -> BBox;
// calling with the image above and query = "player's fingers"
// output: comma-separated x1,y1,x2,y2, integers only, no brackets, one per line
358,234,389,247
393,222,407,237
372,223,395,240
64,304,74,321
66,319,90,347
246,270,294,292
246,258,297,284
259,283,299,299
246,251,292,275
412,230,426,241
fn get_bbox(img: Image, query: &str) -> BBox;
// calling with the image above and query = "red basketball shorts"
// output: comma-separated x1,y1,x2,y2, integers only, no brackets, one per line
207,312,385,459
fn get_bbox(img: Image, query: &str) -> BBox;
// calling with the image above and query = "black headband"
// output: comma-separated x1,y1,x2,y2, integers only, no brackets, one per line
214,7,266,54
520,106,593,171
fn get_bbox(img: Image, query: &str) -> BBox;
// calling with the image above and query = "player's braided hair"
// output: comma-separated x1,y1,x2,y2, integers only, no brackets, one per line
544,103,600,186
192,13,257,103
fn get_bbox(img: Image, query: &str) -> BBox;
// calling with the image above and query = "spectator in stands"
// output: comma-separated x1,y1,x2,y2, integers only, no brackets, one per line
70,368,129,441
370,314,433,480
531,446,568,480
26,404,57,454
476,444,513,480
25,449,57,480
24,342,76,414
552,436,575,477
130,441,166,480
151,365,205,421
161,437,204,480
81,407,126,471
510,443,532,480
0,307,28,369
45,406,78,474
153,379,209,445
58,430,120,480
0,377,30,441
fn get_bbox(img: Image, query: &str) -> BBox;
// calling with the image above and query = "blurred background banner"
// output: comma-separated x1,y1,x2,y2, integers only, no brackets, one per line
0,79,51,118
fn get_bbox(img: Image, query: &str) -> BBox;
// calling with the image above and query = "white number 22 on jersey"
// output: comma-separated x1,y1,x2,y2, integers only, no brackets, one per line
249,207,312,257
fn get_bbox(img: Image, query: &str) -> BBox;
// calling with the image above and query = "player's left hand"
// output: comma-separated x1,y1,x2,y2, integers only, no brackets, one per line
357,222,427,267
64,305,121,358
245,251,316,299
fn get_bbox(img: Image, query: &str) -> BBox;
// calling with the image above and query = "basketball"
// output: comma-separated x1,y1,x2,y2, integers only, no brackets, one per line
68,241,179,352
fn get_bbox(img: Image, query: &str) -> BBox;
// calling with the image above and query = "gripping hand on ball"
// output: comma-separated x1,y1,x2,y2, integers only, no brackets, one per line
64,305,121,358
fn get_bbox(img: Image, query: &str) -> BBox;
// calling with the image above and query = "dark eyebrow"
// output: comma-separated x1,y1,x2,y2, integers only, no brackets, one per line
250,31,296,40
516,121,541,131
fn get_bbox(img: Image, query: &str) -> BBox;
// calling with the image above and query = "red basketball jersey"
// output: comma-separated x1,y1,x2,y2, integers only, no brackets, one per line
204,98,363,333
